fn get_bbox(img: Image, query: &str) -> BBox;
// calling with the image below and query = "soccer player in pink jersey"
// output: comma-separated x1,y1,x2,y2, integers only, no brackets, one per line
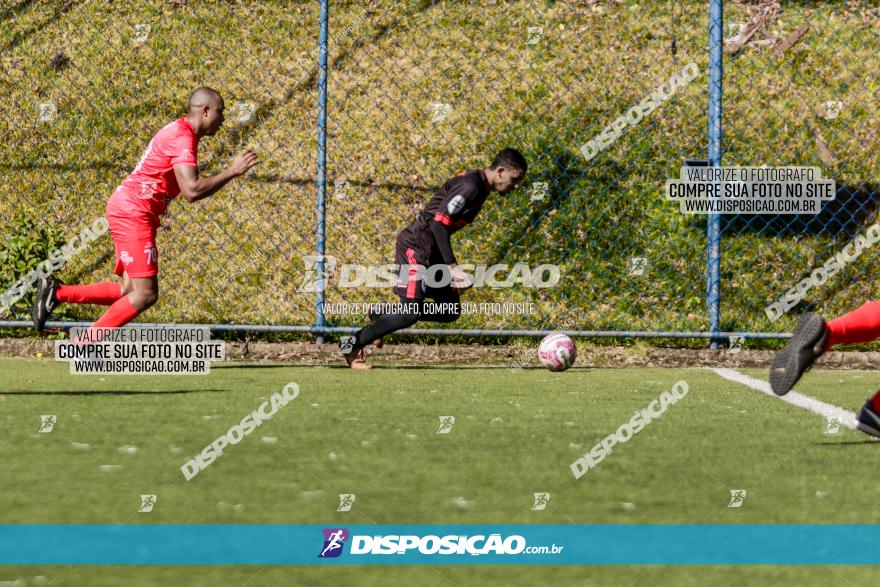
31,87,259,332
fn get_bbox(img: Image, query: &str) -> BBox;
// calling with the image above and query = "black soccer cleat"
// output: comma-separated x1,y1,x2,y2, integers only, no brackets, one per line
855,399,880,439
769,312,828,396
31,278,60,333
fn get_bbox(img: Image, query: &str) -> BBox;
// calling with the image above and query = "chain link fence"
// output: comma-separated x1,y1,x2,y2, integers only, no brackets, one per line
720,0,880,340
1,0,878,345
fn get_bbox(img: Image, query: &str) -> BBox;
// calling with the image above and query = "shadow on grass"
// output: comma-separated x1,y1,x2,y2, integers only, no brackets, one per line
1,0,76,53
0,389,227,396
817,439,879,446
308,364,588,370
220,1,435,162
211,364,299,369
721,182,880,239
483,135,585,265
0,0,37,23
0,165,432,196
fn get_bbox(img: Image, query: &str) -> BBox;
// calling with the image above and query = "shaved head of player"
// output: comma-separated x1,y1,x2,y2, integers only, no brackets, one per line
31,87,259,335
188,86,225,137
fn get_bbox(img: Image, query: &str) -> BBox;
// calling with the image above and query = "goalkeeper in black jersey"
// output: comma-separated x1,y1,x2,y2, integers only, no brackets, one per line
342,148,527,369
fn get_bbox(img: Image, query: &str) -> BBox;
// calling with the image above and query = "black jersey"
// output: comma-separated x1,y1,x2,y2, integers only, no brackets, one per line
397,169,491,263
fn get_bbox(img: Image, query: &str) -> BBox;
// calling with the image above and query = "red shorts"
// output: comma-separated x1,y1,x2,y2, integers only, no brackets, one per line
106,192,159,278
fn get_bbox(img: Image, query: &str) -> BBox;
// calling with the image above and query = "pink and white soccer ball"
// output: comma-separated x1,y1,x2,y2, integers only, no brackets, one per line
538,333,576,372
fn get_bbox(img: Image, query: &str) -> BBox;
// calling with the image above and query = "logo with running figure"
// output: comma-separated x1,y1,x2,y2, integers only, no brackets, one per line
297,255,337,293
728,489,747,508
437,416,456,434
138,494,157,513
339,336,356,355
318,528,349,558
39,415,57,433
337,494,356,512
531,492,550,511
824,416,841,434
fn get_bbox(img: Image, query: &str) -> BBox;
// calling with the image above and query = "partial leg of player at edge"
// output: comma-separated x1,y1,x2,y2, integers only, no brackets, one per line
30,87,259,336
340,148,527,369
770,302,880,438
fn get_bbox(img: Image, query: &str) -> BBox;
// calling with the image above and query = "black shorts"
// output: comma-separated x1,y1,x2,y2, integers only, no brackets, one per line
392,238,459,302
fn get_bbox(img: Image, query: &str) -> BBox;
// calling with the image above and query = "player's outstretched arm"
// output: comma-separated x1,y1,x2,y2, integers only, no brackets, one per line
174,149,259,203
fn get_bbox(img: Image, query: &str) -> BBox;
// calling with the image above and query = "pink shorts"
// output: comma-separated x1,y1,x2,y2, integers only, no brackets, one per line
106,192,159,278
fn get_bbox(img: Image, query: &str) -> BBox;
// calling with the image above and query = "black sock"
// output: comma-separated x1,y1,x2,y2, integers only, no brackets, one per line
355,311,418,348
354,294,461,348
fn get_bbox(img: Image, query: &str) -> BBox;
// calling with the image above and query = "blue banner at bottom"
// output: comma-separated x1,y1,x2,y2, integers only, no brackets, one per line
0,525,878,565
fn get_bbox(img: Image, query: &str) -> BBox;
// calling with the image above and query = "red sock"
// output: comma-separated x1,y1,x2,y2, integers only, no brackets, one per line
55,283,122,306
871,390,880,413
73,296,140,344
91,296,140,329
824,301,880,351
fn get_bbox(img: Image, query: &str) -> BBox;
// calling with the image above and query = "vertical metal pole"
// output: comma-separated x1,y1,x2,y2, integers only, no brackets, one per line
314,0,329,344
706,0,723,349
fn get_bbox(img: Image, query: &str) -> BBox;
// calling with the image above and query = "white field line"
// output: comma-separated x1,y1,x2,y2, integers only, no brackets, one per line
711,367,856,429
